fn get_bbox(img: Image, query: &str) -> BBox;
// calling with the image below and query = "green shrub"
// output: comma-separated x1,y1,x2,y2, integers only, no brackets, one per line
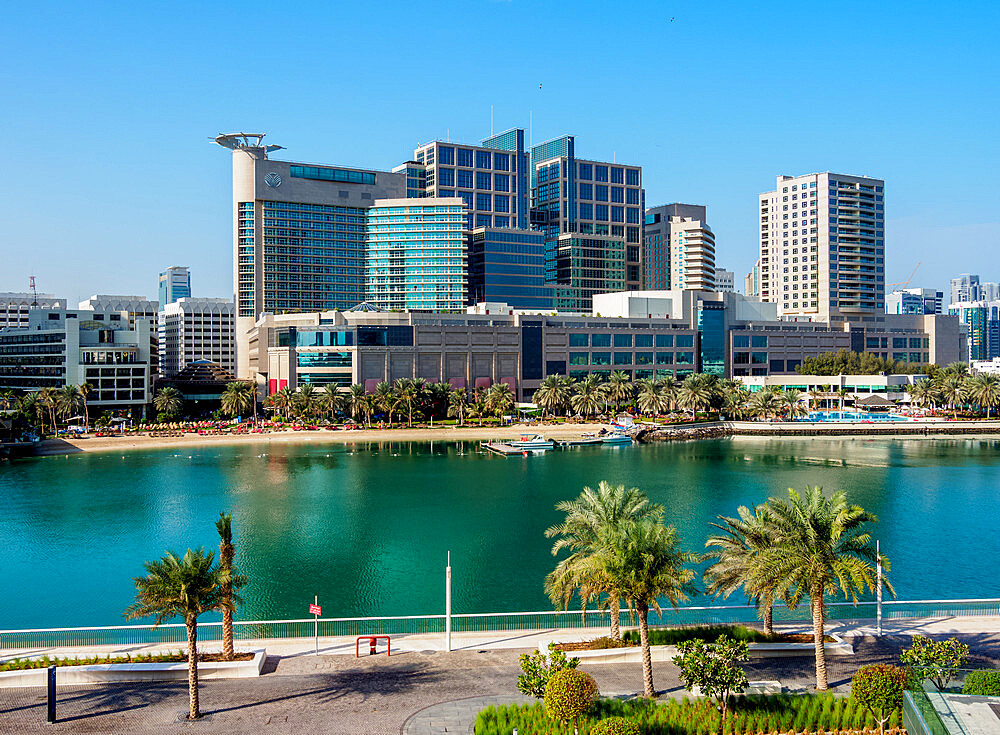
517,643,580,698
852,664,910,735
621,624,771,646
591,716,641,735
587,636,630,650
961,670,1000,696
900,635,969,691
544,669,599,722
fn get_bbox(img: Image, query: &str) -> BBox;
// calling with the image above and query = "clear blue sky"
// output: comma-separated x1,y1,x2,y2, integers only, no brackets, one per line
3,1,999,303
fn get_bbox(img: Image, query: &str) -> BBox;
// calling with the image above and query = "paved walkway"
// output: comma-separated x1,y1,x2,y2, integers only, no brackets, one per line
402,695,532,735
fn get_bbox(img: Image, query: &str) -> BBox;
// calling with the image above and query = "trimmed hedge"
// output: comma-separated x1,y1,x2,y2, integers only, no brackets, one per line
621,624,775,646
475,693,900,734
961,670,1000,696
591,716,641,735
544,669,599,721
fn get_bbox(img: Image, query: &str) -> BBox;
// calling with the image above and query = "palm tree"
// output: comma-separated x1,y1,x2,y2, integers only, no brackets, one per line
215,513,248,661
153,386,183,419
293,385,317,420
545,482,665,641
0,388,15,412
38,387,58,432
944,361,970,377
966,373,1000,418
907,380,937,412
79,382,93,430
485,383,515,421
347,384,367,424
125,548,229,720
317,384,343,420
57,384,82,425
704,504,782,635
220,382,255,421
602,517,697,698
807,387,824,412
677,375,713,420
836,388,850,411
393,378,420,427
361,394,378,428
723,387,749,420
447,387,469,426
756,487,890,690
659,375,678,413
533,375,569,418
606,371,634,413
780,389,807,419
937,374,966,418
373,381,396,426
634,379,664,417
571,375,605,419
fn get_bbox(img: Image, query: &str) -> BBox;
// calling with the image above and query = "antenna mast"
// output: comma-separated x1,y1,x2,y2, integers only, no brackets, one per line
29,276,38,307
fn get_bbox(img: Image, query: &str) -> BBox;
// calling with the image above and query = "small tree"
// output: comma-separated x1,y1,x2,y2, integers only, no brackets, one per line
900,635,969,691
672,635,749,723
852,664,911,735
516,643,580,698
544,668,599,724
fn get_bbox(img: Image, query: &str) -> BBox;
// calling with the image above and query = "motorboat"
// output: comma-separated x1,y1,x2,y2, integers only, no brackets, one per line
557,436,605,447
507,434,555,449
602,432,633,445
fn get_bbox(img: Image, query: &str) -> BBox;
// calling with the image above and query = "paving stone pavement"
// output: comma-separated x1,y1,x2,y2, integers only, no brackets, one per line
1,634,997,734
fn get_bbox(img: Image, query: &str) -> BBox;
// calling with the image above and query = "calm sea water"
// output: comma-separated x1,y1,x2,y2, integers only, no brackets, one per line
2,436,1000,629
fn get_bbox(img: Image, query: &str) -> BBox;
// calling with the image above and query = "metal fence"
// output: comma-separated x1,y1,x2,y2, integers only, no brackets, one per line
2,597,999,653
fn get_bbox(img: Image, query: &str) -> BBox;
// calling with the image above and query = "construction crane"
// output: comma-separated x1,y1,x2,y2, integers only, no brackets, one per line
886,261,921,291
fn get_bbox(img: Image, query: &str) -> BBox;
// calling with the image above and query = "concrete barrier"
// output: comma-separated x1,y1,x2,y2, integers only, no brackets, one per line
0,650,266,688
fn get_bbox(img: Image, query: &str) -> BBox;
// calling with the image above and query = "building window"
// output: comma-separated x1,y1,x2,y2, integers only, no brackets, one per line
475,151,492,169
591,352,611,365
591,333,611,347
656,334,674,347
569,352,589,365
635,334,653,347
614,334,632,347
613,352,632,365
569,333,589,347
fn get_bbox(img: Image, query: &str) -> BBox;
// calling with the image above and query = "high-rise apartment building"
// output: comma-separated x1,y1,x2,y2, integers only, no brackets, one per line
758,172,885,321
886,288,943,315
365,198,467,312
216,133,406,377
158,266,191,306
531,135,643,310
159,298,236,378
643,204,716,291
950,301,988,362
951,274,981,305
0,293,66,329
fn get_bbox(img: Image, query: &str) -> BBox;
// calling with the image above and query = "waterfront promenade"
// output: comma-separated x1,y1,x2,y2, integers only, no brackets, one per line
3,617,1000,734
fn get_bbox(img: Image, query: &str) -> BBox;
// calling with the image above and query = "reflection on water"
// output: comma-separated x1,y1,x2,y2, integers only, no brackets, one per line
1,435,999,628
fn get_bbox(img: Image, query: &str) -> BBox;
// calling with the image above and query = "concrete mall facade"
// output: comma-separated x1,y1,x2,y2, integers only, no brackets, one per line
247,290,962,401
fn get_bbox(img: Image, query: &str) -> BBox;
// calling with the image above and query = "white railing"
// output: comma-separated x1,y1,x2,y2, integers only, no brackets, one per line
2,598,998,653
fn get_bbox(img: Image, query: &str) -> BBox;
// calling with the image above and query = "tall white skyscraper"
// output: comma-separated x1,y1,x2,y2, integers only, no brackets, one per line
158,266,191,306
757,172,885,321
951,274,981,305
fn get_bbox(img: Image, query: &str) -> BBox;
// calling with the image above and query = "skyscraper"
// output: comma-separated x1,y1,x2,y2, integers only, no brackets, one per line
531,135,643,311
158,266,191,306
644,204,716,291
757,172,885,321
216,133,405,377
886,288,943,315
950,274,981,305
158,298,236,378
365,198,467,311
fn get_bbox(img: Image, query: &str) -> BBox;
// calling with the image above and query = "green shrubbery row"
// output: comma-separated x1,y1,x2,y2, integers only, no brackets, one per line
0,651,192,672
475,693,895,735
620,624,776,647
961,670,1000,696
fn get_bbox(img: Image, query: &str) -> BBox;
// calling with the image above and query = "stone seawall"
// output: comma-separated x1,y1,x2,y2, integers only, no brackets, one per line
634,420,1000,442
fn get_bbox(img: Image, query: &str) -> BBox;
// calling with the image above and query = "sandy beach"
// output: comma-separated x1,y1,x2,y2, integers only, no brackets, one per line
33,422,616,457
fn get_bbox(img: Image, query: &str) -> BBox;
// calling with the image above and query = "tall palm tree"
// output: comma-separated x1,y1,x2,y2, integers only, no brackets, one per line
907,380,937,412
634,379,664,417
38,387,58,432
220,382,254,421
659,375,678,413
966,373,1000,418
0,388,15,412
937,374,966,418
723,387,750,420
125,548,228,720
677,375,713,420
318,384,344,420
756,487,890,690
347,384,367,423
361,394,378,428
79,382,93,430
836,388,850,411
571,375,605,419
393,378,420,427
602,517,697,698
57,384,82,425
447,387,469,426
944,361,970,377
214,513,248,661
153,386,183,419
780,389,807,419
606,371,634,413
533,375,569,418
545,482,664,641
748,390,779,421
704,504,782,634
293,385,317,420
485,383,515,421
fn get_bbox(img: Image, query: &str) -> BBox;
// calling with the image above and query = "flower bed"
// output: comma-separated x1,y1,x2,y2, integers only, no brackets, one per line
474,694,904,734
1,651,256,671
550,625,834,651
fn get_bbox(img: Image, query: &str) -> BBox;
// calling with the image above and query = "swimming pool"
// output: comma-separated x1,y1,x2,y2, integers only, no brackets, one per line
802,411,911,422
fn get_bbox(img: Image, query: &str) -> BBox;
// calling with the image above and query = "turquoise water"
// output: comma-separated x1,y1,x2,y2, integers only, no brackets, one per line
804,411,911,422
2,436,1000,629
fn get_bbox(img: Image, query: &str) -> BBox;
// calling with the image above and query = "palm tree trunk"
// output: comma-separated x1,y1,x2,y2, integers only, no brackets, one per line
811,585,828,690
222,606,234,661
762,603,774,636
609,597,621,641
637,603,655,698
186,615,201,719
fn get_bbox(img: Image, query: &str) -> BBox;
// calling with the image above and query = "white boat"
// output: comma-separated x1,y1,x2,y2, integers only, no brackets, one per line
557,436,605,447
507,434,555,449
602,432,633,445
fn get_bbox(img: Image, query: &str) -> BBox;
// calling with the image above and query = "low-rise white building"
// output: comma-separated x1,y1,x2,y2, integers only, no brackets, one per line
737,373,924,402
1,292,66,330
972,357,1000,375
158,298,235,378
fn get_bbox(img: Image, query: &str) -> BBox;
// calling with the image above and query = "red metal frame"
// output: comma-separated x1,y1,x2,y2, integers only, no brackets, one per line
355,635,391,657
